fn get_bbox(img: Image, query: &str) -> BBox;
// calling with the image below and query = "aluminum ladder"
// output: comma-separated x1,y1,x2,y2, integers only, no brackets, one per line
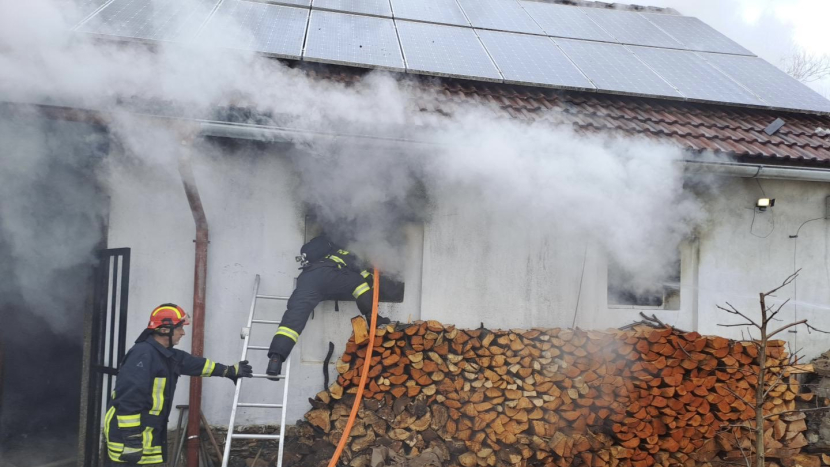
221,274,291,467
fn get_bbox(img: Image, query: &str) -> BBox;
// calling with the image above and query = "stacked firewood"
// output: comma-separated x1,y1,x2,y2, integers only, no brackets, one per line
297,321,814,467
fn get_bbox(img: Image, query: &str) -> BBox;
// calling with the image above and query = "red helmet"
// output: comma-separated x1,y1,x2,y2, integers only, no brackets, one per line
147,304,190,330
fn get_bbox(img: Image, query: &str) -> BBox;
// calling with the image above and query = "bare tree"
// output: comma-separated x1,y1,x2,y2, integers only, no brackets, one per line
716,271,829,467
781,47,830,83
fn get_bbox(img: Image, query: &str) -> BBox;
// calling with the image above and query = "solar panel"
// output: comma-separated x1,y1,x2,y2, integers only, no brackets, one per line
477,30,593,90
580,7,682,48
396,21,502,81
311,0,392,17
74,0,111,19
630,47,764,106
390,0,470,27
640,13,752,56
456,0,544,35
199,1,308,58
700,53,830,113
518,1,614,42
304,11,404,70
270,0,311,7
555,39,681,98
77,0,218,41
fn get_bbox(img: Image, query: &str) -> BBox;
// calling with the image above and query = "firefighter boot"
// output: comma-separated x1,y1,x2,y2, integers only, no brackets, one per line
266,354,283,381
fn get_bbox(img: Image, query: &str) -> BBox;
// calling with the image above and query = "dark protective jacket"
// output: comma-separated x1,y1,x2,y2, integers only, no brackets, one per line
104,337,230,465
269,248,374,358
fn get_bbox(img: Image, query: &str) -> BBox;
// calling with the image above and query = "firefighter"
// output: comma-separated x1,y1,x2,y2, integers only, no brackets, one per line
103,303,252,465
266,236,391,379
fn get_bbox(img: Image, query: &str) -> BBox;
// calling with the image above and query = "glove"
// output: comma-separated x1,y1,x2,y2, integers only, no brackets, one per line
266,354,283,381
224,360,252,384
121,433,143,463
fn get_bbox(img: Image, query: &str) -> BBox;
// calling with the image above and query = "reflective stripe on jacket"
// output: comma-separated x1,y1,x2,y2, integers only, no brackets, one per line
104,338,224,464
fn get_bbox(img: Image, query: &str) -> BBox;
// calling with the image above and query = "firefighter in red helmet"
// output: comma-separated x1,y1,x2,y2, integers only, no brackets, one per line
104,304,252,465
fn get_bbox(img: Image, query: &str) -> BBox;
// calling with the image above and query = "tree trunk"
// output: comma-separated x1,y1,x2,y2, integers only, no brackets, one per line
756,293,767,467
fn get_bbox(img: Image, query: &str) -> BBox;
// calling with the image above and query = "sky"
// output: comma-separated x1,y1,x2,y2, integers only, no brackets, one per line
629,0,830,97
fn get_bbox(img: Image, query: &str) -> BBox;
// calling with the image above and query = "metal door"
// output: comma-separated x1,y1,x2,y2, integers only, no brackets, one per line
81,248,131,467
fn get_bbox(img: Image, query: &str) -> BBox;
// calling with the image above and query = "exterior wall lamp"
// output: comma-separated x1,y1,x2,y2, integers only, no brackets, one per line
757,198,775,211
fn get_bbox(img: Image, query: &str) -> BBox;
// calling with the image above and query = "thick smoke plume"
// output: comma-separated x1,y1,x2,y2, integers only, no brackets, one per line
0,0,708,326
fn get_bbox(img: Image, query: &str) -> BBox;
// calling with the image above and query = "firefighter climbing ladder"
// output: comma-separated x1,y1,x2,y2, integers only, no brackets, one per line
221,274,291,467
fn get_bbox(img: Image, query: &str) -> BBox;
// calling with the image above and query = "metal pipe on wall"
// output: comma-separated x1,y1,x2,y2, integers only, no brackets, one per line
684,160,830,183
178,136,209,467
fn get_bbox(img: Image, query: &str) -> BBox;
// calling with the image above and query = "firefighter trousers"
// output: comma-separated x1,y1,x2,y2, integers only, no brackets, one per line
268,264,373,358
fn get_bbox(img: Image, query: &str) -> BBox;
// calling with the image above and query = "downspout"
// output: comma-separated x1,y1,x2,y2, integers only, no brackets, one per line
178,136,209,467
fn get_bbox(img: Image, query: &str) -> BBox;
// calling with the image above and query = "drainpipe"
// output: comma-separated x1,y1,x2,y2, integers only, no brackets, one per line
178,135,209,467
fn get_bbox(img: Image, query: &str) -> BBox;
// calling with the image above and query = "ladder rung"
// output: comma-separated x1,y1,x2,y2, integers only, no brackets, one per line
256,294,290,300
231,433,281,440
251,319,281,325
237,402,284,408
251,373,287,379
246,345,269,351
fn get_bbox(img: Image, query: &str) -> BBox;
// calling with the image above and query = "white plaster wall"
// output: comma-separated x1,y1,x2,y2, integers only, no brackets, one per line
108,152,830,431
420,201,699,332
107,147,424,427
695,178,830,361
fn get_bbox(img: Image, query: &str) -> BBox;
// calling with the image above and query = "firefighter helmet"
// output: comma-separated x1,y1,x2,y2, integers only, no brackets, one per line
147,303,190,330
299,236,334,264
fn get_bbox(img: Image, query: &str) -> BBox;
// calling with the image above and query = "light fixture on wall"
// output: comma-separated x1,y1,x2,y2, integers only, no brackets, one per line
757,198,775,211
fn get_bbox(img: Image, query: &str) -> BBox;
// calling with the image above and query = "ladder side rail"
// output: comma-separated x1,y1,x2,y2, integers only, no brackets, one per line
277,356,291,467
221,275,261,467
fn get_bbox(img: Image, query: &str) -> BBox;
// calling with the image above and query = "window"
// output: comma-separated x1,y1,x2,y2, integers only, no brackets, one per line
607,257,680,310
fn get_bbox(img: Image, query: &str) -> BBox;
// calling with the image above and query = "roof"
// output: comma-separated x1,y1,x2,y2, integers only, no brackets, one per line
309,66,830,166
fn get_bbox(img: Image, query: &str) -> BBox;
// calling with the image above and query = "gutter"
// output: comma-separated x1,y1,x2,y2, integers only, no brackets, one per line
199,122,830,183
178,136,209,467
683,160,830,183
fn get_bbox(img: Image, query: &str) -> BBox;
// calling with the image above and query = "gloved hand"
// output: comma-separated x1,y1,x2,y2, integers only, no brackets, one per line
121,433,144,463
266,354,283,381
224,360,253,384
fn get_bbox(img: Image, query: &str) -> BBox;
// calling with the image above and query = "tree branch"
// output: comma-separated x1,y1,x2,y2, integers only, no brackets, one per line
768,319,808,339
717,302,761,328
762,270,799,298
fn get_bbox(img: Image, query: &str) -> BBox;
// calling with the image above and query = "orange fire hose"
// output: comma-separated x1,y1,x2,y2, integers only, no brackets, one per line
326,268,381,467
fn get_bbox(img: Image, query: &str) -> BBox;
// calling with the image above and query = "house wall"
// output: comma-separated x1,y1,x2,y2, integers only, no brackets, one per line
106,146,830,429
694,178,830,359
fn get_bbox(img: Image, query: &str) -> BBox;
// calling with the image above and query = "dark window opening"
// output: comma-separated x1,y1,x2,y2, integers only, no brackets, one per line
608,258,680,309
304,215,405,303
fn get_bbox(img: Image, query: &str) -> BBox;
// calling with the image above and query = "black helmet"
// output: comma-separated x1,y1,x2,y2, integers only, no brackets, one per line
297,235,334,266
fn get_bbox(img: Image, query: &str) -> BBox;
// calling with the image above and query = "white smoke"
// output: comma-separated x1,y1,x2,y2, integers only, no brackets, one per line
0,0,709,329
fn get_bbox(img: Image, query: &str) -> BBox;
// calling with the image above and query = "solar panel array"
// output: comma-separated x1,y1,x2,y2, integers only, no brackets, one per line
75,0,830,114
397,20,501,81
77,0,218,42
477,30,592,90
556,39,681,98
305,10,404,70
312,0,392,17
200,0,308,58
456,0,543,35
701,53,830,113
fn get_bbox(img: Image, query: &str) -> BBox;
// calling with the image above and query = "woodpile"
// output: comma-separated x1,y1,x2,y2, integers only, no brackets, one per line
294,321,815,467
